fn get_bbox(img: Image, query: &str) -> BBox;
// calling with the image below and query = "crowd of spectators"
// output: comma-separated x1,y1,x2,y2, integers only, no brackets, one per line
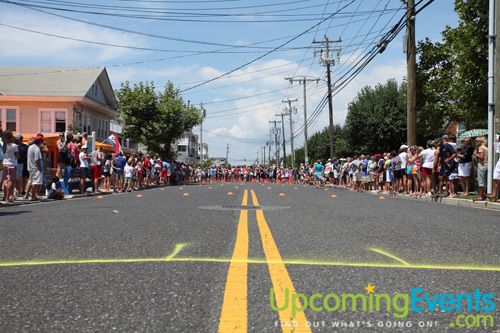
185,135,499,202
0,130,203,202
292,135,500,202
1,130,499,204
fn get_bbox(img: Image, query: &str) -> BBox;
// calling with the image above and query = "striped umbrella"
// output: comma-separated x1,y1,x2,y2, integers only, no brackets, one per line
458,129,488,139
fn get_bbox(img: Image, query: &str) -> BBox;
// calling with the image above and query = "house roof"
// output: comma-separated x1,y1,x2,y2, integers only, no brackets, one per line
0,66,117,109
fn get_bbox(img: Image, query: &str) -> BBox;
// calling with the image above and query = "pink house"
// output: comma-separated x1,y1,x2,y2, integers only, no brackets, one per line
0,66,117,141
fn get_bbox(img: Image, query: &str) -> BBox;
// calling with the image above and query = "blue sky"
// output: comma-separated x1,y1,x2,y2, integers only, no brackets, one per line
0,0,458,163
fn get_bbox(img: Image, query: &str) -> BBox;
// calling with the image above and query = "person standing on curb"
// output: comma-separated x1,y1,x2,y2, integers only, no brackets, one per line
490,136,500,202
314,160,324,189
16,134,28,198
473,136,488,201
79,146,90,194
417,141,435,196
1,130,19,203
24,135,44,201
436,135,456,196
457,137,474,197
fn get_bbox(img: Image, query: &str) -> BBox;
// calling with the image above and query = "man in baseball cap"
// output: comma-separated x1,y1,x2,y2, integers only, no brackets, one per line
24,134,44,201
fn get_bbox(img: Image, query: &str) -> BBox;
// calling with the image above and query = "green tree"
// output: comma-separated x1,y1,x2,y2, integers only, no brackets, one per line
417,0,488,132
307,127,330,161
416,38,454,139
200,159,213,168
292,124,350,163
116,81,202,159
345,79,407,153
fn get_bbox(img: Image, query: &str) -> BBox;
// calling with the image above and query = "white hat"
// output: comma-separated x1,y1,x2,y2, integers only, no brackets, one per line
399,144,408,150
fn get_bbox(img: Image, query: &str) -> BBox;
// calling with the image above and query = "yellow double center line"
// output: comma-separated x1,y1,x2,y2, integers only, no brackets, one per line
218,190,249,332
218,189,311,333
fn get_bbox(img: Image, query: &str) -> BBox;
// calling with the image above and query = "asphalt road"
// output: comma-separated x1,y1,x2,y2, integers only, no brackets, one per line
0,182,498,332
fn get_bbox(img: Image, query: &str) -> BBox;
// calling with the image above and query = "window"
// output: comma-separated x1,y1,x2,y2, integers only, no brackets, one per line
92,83,98,96
6,109,16,131
178,145,187,152
105,122,108,137
0,107,18,131
40,111,52,133
39,109,67,133
55,111,66,132
83,114,89,133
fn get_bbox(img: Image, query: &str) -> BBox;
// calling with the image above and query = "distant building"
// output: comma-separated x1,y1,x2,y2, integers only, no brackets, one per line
198,142,209,161
0,66,117,142
174,131,199,163
211,157,227,166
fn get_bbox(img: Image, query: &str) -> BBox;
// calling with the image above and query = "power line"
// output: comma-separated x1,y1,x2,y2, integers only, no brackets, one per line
27,0,324,12
0,22,316,54
115,0,243,3
12,3,403,50
205,84,326,118
179,0,355,92
21,0,362,18
202,129,267,143
0,2,402,83
1,0,397,23
292,0,434,144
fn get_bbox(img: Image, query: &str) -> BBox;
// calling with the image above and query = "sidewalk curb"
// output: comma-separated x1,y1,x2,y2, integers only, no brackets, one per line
0,184,171,209
366,191,500,212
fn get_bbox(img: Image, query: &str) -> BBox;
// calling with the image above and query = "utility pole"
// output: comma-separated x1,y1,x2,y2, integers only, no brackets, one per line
285,76,320,165
282,98,298,167
487,0,496,194
496,0,500,123
314,36,341,158
269,120,281,166
225,143,229,165
276,112,287,167
496,0,500,130
268,130,272,165
263,145,266,166
277,130,281,166
405,0,417,146
199,102,206,162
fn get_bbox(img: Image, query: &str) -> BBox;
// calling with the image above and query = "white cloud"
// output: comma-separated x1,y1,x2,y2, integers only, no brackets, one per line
333,60,406,115
0,4,408,163
107,65,200,87
201,58,406,161
0,9,144,62
200,66,221,79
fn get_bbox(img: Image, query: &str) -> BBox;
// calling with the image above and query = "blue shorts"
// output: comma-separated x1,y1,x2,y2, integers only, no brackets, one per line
17,163,24,179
